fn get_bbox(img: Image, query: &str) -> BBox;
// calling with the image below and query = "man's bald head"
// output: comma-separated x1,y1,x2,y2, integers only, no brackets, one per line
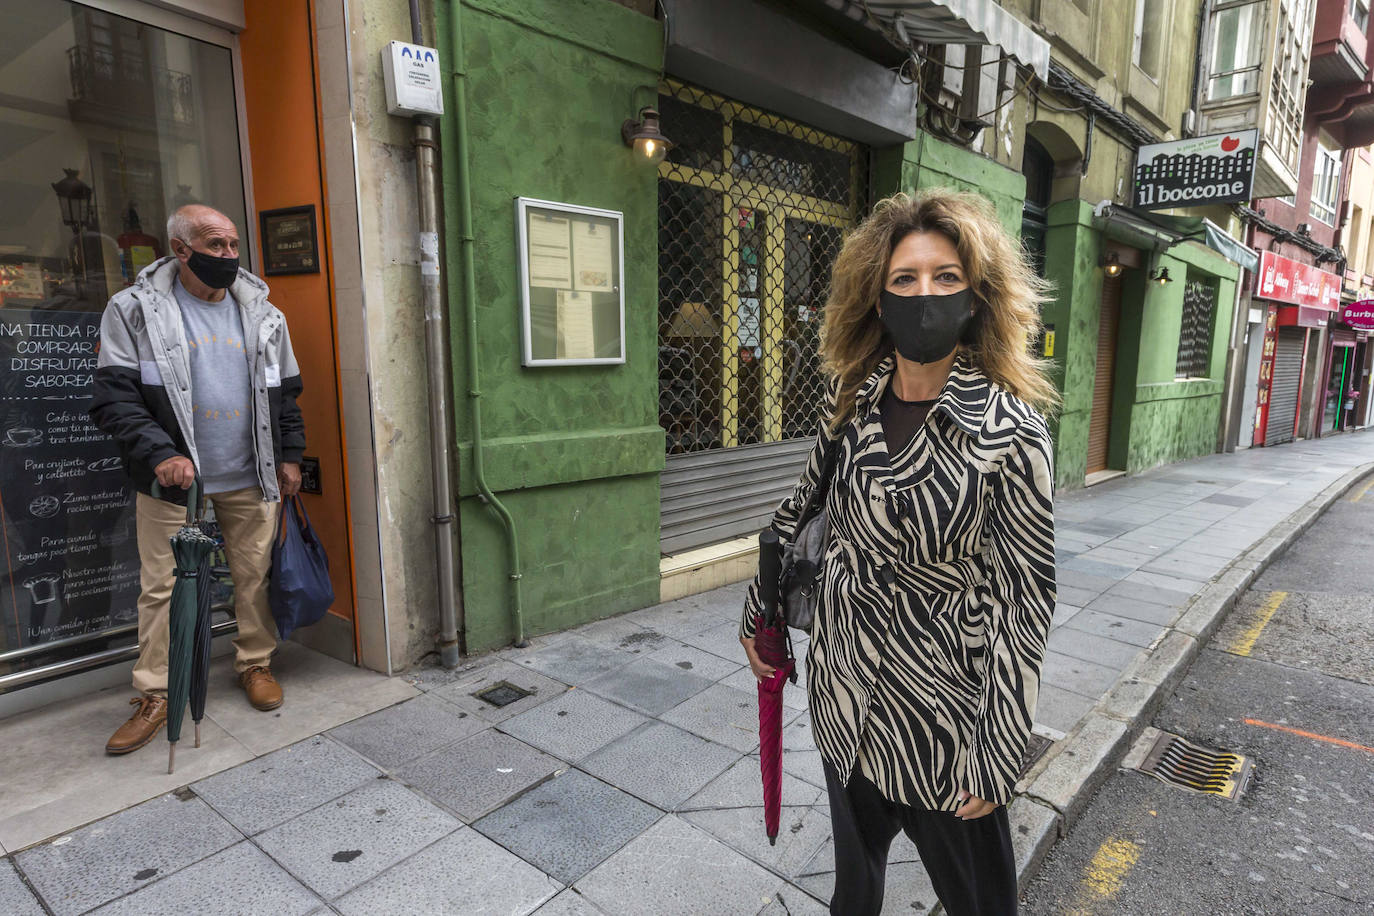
167,205,237,249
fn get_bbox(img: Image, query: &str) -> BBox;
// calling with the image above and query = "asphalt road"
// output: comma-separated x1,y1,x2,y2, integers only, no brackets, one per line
1021,472,1374,916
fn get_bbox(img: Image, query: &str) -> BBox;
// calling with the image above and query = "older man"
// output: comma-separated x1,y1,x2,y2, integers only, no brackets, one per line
90,204,306,755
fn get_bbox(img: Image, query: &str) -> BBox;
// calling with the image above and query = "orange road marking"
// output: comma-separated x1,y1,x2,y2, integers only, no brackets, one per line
1244,718,1374,754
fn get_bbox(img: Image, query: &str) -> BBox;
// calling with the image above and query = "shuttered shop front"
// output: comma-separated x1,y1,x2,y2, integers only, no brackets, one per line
656,81,868,553
1265,328,1305,447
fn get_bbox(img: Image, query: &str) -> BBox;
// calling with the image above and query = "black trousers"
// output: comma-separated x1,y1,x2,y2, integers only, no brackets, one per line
824,761,1017,916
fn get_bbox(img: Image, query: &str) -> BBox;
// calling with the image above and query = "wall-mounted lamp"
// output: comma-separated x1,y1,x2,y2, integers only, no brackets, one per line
1151,267,1173,285
622,106,672,163
1100,251,1123,277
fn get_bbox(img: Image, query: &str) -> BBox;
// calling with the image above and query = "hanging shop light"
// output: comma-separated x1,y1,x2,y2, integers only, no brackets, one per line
1100,251,1123,277
622,106,672,163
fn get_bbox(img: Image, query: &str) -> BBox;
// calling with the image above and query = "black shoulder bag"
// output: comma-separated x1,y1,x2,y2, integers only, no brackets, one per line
777,434,840,632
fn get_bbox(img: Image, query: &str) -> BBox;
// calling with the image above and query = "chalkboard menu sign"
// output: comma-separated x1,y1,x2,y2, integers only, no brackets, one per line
0,308,140,661
259,205,320,276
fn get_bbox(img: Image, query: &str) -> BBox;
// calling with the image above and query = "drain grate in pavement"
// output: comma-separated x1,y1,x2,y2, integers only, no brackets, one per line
1018,732,1055,779
1134,731,1253,801
474,681,533,708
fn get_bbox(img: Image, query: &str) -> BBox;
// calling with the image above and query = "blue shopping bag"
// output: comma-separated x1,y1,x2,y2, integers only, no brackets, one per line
270,495,334,639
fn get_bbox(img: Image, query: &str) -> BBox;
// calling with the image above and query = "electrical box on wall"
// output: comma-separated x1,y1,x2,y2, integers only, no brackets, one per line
383,41,443,117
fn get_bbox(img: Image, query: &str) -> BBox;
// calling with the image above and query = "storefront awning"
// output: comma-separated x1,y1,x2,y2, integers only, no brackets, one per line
1092,202,1258,272
831,0,1050,81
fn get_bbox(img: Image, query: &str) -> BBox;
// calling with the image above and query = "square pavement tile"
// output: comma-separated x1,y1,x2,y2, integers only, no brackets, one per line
679,620,751,663
395,729,564,823
628,598,721,639
534,889,612,915
683,802,831,880
88,841,321,916
193,736,380,835
253,778,459,900
499,688,648,762
567,616,670,656
473,769,661,884
1085,593,1180,627
1061,608,1165,648
780,714,827,789
1039,650,1121,700
583,657,716,716
335,827,560,915
574,815,787,916
643,640,743,682
327,693,488,770
1101,579,1193,608
513,635,640,687
1032,683,1097,735
0,858,43,916
581,722,741,810
680,755,824,813
661,682,776,753
431,659,570,724
1045,628,1143,670
16,793,241,916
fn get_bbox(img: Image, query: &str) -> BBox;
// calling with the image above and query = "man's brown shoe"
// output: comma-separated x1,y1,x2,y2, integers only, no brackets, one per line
240,666,283,710
106,695,168,755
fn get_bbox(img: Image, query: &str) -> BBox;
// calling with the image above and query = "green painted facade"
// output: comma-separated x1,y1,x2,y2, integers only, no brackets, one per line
873,136,1028,234
1040,201,1239,487
437,0,665,651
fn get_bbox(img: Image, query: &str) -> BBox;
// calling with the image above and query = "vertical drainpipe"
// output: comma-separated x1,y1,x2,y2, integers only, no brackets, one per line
408,0,464,665
446,0,528,648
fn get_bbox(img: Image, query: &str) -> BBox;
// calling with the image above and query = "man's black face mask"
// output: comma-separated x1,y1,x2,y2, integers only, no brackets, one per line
181,246,239,290
877,287,974,364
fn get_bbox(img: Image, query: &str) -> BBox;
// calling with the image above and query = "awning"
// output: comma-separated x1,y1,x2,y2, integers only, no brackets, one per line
829,0,1051,81
1093,202,1258,272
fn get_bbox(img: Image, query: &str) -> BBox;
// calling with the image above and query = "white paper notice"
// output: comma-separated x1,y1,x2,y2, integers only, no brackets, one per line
572,219,614,292
556,290,596,359
528,214,572,288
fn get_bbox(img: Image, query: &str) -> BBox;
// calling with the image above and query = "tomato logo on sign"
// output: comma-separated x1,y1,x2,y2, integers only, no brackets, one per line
1220,136,1240,152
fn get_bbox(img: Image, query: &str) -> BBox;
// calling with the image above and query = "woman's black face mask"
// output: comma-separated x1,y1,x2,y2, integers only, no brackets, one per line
877,287,974,364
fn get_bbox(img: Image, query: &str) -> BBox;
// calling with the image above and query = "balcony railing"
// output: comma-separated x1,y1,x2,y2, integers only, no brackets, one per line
66,45,194,127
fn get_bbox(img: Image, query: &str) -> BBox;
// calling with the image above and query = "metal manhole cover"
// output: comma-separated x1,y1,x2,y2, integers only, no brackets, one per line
1130,729,1253,801
475,682,532,708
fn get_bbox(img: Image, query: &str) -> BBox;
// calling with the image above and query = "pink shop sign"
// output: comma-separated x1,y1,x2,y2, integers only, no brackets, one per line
1343,301,1374,331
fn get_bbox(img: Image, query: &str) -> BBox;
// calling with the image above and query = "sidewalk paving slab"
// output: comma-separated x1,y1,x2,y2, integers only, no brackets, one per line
0,857,43,916
87,841,322,916
252,778,459,901
393,729,563,823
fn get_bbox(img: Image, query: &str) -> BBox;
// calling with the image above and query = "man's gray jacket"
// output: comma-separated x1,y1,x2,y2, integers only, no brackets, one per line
89,257,305,504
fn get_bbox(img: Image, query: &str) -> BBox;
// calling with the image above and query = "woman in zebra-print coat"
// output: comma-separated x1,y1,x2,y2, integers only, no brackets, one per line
740,190,1058,916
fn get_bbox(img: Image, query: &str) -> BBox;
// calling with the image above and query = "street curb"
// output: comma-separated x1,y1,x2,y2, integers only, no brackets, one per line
1012,458,1374,891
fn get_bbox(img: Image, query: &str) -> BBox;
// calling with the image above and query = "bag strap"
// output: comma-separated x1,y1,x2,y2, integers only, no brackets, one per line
784,433,840,537
276,496,304,548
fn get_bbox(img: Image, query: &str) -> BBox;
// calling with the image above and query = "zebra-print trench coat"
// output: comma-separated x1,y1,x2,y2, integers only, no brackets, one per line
741,353,1056,810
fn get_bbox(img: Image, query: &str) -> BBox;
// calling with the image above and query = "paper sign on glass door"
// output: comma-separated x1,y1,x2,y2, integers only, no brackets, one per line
529,214,572,288
572,220,614,292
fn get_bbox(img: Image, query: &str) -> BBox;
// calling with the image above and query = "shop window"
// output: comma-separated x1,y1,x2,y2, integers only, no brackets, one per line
0,0,245,679
1312,142,1343,226
656,81,867,454
1176,277,1218,379
1206,0,1265,100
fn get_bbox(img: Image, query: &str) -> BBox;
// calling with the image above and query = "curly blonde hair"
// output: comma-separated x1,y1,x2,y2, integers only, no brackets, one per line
821,189,1060,431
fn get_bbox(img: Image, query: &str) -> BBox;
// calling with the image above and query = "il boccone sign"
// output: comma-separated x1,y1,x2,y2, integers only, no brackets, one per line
1133,129,1258,211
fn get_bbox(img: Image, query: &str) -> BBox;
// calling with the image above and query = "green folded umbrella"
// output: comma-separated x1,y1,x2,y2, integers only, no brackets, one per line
152,476,215,775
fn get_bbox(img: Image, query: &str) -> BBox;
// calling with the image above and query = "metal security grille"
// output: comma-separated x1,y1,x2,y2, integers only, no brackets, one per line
1265,327,1305,446
1176,277,1217,379
657,80,868,553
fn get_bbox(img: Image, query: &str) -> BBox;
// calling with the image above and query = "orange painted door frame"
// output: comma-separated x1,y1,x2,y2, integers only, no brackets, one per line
238,0,357,653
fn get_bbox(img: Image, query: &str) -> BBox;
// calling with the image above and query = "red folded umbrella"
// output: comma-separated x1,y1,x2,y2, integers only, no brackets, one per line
755,529,797,845
754,613,795,845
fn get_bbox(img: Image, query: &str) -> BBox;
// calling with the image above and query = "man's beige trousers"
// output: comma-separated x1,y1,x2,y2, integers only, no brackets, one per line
132,487,278,696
